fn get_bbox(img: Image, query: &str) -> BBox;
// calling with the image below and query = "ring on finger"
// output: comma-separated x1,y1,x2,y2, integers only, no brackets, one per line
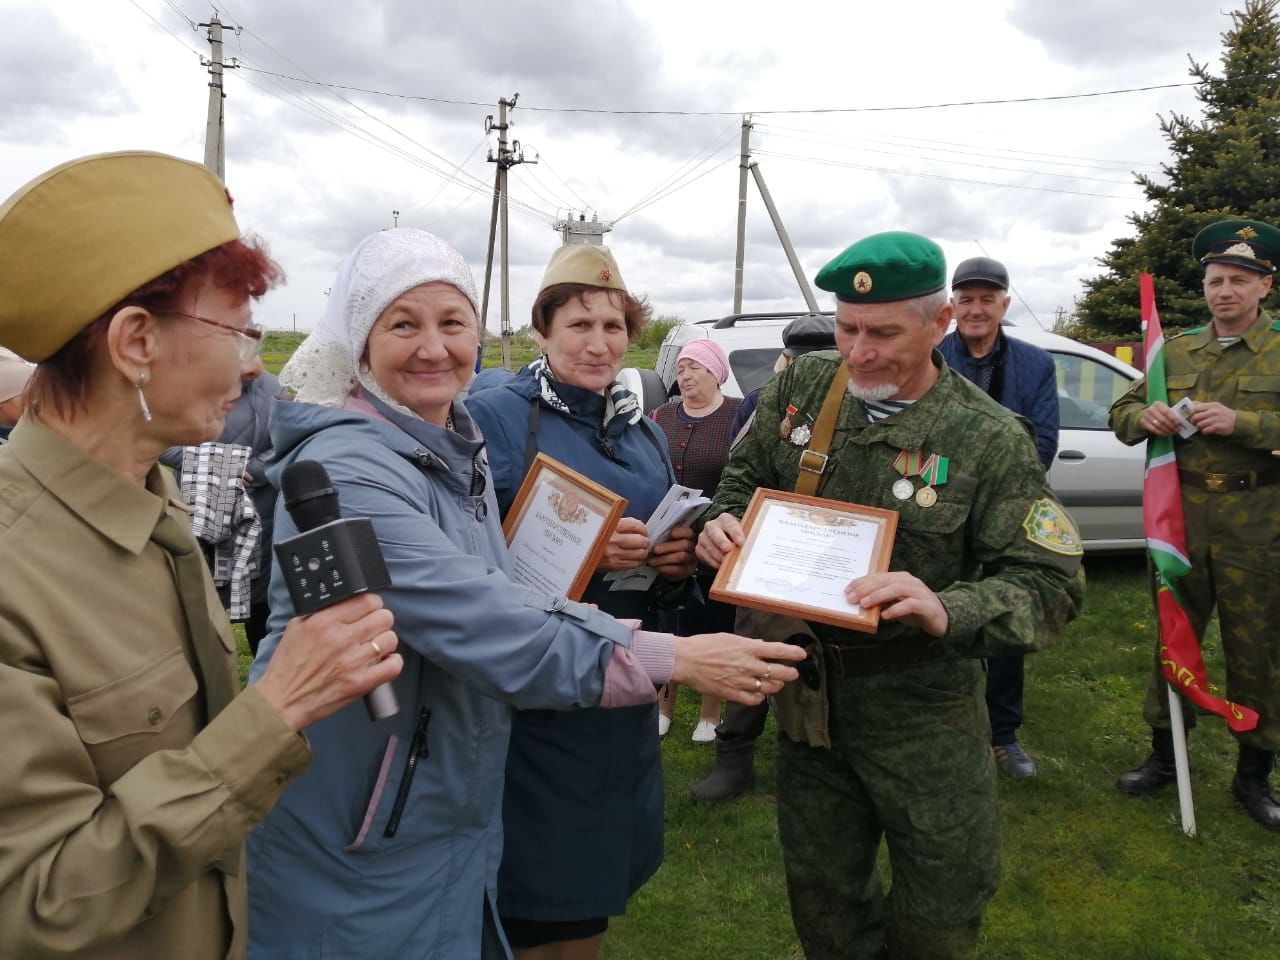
754,677,763,693
369,638,383,658
763,665,772,681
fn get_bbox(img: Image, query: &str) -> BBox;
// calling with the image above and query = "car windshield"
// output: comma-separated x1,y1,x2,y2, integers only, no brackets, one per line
729,348,782,396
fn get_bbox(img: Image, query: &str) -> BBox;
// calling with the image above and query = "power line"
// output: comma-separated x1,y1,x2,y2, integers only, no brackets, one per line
158,0,196,28
122,0,203,56
401,132,490,217
760,129,1139,185
756,121,1163,172
753,149,1144,200
232,65,1268,116
614,118,742,221
532,152,593,213
618,154,739,221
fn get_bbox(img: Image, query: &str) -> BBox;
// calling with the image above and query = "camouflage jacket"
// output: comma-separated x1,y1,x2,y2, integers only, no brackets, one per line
707,352,1084,658
1110,308,1280,474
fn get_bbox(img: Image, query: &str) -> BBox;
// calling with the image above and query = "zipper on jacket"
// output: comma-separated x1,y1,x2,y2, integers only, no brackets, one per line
383,707,431,838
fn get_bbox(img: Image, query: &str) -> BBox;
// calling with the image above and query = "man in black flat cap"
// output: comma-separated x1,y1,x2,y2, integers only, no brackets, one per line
939,256,1059,779
1110,218,1280,830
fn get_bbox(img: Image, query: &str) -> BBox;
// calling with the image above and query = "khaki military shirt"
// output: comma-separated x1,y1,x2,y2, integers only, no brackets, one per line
1111,308,1280,473
0,416,310,960
708,353,1083,657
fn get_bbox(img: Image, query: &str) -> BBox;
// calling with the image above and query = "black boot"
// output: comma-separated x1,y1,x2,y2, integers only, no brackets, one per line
1116,727,1178,796
1232,746,1280,831
689,744,755,804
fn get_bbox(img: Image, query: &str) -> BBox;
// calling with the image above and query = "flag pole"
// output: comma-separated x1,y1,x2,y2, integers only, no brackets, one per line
1166,685,1196,836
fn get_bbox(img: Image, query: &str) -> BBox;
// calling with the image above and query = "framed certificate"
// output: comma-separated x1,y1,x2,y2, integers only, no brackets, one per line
709,488,898,633
503,453,627,601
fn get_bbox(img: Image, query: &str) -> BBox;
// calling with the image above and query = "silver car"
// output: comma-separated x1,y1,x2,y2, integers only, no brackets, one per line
627,313,1144,552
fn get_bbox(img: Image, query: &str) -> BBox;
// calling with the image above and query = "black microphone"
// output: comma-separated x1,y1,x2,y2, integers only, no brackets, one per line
275,459,399,721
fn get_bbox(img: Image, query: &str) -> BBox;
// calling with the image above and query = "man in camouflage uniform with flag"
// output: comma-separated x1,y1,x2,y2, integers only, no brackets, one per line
1110,218,1280,831
697,231,1084,960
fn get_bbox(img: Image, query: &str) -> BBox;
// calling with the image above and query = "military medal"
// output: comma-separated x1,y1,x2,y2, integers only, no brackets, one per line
789,413,814,446
780,404,798,439
891,449,924,501
915,454,949,509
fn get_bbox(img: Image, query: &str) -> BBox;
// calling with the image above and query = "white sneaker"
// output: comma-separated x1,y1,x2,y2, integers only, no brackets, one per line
691,720,718,744
657,713,672,737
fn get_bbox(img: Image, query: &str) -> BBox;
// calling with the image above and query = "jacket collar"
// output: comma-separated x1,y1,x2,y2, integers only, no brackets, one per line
6,415,180,555
1187,307,1274,354
842,352,956,450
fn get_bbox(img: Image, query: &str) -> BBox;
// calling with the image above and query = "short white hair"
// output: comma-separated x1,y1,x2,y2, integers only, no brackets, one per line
906,289,949,324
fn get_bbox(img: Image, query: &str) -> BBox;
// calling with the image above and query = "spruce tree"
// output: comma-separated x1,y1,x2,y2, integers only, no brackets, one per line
1073,0,1280,336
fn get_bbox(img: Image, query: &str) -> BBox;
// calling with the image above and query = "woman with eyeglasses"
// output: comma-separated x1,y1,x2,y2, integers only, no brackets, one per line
0,152,401,960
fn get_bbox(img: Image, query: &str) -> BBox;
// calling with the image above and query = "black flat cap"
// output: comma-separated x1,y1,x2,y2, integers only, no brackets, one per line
782,313,836,357
951,256,1009,290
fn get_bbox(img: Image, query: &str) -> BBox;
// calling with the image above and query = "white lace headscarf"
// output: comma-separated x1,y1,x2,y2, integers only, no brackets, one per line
280,228,481,416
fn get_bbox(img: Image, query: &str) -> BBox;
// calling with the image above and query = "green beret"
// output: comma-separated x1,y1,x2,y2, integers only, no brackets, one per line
1192,219,1280,275
815,231,946,304
537,243,629,296
0,151,240,362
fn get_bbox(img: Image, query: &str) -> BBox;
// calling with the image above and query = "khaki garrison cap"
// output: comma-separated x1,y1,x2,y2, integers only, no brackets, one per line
537,243,629,296
0,151,241,362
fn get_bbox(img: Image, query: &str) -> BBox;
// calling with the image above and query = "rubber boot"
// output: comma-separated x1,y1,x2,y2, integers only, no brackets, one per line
1232,745,1280,831
689,744,755,804
1116,727,1178,796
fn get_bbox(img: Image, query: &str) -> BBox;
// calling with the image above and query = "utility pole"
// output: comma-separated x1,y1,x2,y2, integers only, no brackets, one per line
198,15,238,181
480,94,534,370
750,162,819,312
392,210,400,228
732,115,752,314
730,115,818,313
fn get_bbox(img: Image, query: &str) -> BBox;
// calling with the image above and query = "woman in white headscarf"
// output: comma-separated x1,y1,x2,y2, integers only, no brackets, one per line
245,229,803,959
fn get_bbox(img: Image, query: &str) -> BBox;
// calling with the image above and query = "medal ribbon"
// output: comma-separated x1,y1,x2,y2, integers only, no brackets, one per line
920,454,949,487
892,449,923,477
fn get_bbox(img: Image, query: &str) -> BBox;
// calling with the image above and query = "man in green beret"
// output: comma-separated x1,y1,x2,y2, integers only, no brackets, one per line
1110,218,1280,831
697,231,1084,958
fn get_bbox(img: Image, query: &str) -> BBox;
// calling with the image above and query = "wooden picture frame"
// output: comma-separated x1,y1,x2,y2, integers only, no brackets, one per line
502,452,628,601
709,488,898,633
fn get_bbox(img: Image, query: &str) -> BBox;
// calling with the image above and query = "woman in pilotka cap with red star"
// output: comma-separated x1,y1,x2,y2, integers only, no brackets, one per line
0,151,400,960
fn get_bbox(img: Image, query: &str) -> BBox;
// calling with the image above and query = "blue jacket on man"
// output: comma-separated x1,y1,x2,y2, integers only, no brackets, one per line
938,329,1059,471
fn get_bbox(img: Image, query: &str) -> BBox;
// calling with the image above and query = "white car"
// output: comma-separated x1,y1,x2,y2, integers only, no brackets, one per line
623,312,1145,552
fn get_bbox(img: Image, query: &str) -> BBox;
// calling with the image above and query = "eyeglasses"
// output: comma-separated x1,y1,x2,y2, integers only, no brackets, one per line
168,310,265,362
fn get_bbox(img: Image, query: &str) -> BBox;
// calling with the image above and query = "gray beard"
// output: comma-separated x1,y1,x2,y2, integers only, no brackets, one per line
846,380,901,402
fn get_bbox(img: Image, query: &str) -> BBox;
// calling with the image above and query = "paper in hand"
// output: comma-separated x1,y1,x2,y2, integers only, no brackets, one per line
1171,397,1199,439
604,484,711,592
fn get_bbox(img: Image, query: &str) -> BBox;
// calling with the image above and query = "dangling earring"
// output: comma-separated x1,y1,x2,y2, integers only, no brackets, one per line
136,371,153,422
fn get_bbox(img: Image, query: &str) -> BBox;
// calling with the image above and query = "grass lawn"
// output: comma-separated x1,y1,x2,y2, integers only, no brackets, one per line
601,555,1280,960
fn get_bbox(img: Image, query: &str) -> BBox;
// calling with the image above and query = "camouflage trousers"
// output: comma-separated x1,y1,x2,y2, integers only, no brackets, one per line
1144,490,1280,750
776,657,1000,960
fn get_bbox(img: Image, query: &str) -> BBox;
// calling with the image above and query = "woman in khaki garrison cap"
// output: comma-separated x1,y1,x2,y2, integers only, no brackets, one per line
0,152,403,960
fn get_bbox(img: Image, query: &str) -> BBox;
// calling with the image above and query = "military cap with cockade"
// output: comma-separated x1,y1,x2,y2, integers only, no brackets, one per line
0,151,241,362
814,231,946,304
537,243,629,296
781,313,835,357
1192,218,1280,275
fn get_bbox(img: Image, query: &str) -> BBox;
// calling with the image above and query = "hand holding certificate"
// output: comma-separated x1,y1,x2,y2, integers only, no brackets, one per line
604,483,711,592
503,453,627,601
709,489,897,633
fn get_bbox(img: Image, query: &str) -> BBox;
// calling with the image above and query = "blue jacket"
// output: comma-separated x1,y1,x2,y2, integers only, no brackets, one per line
466,371,669,921
246,395,642,960
938,330,1059,471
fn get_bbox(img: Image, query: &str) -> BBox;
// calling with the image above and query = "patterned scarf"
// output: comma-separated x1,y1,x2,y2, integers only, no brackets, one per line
527,354,642,432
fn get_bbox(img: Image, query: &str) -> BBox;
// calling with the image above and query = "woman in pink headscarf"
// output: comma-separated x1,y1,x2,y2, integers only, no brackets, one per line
649,339,742,742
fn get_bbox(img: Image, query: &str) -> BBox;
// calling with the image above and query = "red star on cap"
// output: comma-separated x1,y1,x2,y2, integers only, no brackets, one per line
600,268,613,282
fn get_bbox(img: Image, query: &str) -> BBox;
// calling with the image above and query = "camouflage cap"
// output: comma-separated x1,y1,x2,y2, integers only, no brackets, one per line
815,231,946,304
0,151,240,362
537,243,629,296
1193,218,1280,275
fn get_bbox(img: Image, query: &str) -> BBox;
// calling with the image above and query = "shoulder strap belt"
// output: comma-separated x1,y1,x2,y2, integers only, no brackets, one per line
794,365,850,496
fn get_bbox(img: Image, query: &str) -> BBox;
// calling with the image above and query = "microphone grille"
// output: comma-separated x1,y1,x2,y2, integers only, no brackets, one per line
281,459,334,504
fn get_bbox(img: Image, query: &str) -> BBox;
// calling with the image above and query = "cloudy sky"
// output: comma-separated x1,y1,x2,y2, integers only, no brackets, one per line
0,0,1237,336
